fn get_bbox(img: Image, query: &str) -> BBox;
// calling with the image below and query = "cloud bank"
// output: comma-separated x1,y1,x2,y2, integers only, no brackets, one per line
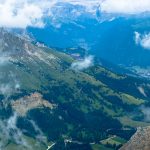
58,0,150,15
101,0,150,14
135,32,150,50
0,0,52,28
71,55,94,71
1,0,150,28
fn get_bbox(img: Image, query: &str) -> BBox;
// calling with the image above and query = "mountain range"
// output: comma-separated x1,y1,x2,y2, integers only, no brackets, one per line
27,16,150,76
0,28,150,150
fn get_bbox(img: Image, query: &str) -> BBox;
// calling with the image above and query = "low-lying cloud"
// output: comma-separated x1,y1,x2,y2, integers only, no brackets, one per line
137,86,147,97
0,113,31,149
0,112,48,150
135,32,150,50
141,106,150,122
0,72,20,99
0,56,10,65
71,55,94,71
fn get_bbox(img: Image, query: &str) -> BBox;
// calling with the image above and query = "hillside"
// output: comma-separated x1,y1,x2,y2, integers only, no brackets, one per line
0,29,150,149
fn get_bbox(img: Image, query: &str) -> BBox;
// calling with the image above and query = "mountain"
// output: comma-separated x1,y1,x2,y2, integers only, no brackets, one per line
0,29,150,150
27,16,150,74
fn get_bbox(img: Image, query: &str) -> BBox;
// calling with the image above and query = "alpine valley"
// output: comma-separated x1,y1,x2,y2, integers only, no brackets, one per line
0,27,150,150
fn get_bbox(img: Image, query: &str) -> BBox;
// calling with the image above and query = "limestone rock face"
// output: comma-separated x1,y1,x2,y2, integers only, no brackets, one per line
120,127,150,150
11,93,56,116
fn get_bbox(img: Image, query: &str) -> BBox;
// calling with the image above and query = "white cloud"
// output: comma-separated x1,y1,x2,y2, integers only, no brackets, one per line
29,120,47,144
0,56,9,65
1,0,150,28
141,106,150,122
59,0,150,15
137,86,147,97
101,0,150,14
0,113,31,149
134,32,150,50
135,32,141,44
0,0,53,28
142,34,150,50
61,0,101,14
71,55,94,71
56,0,150,16
0,72,20,99
0,112,48,149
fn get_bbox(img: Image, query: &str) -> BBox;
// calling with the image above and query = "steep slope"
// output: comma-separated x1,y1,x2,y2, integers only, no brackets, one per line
120,127,150,150
0,29,150,149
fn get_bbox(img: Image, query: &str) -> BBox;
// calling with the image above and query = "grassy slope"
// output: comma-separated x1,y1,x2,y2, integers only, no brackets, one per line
1,31,150,149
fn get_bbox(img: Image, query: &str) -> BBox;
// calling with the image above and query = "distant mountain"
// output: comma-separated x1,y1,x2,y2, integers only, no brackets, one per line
0,29,150,150
27,16,150,70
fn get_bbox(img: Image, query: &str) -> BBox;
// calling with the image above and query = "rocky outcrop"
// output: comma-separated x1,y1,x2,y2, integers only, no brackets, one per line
120,127,150,150
11,93,56,116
